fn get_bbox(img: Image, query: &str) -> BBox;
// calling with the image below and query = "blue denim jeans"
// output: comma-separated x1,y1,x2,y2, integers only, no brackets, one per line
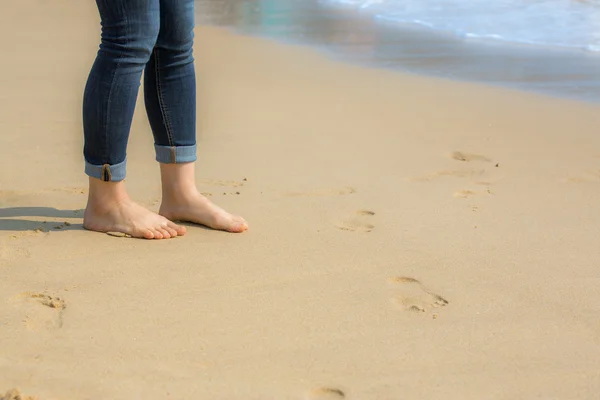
83,0,196,182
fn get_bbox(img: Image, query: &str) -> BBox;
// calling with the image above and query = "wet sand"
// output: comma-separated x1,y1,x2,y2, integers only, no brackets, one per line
2,0,600,399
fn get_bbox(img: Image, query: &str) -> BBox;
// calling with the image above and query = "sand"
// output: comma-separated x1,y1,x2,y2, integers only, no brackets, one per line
1,1,600,399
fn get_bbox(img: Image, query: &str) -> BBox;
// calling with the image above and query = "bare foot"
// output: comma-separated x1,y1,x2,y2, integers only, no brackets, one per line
83,178,186,240
159,163,248,233
159,190,248,233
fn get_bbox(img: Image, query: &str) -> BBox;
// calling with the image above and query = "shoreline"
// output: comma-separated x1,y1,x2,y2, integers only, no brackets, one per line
195,0,600,104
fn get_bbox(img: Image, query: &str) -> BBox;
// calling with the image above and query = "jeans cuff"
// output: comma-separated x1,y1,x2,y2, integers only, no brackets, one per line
155,144,197,164
85,159,127,182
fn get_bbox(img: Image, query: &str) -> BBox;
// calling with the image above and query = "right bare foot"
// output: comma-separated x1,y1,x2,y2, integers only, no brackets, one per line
83,177,186,240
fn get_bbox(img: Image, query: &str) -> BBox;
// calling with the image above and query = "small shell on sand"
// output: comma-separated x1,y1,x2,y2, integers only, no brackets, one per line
106,232,132,238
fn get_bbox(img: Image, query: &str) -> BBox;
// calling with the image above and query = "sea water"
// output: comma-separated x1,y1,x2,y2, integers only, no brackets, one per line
324,0,600,53
195,0,600,103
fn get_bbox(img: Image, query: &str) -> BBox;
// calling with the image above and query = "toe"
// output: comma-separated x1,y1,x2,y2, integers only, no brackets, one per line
227,216,248,233
236,220,249,232
168,221,187,236
164,226,178,238
142,229,155,239
151,229,164,239
230,223,247,233
158,228,172,239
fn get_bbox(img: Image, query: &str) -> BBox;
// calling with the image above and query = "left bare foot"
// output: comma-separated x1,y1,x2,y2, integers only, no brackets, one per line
159,162,248,233
160,190,248,233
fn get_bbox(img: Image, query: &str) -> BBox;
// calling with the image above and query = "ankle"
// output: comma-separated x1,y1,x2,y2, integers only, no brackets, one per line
160,162,198,201
87,177,130,210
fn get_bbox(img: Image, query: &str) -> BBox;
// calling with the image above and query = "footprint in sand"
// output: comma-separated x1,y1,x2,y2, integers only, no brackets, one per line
453,187,493,198
12,292,66,331
412,151,495,182
451,151,492,163
285,187,357,197
453,189,477,199
411,152,498,205
388,277,448,313
306,387,345,400
337,210,375,233
1,388,38,400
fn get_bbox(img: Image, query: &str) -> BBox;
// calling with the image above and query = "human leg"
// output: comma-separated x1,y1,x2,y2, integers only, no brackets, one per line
83,0,161,180
82,0,186,239
145,0,247,233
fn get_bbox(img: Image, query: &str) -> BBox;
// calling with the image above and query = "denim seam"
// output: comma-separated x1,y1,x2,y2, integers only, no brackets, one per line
102,3,129,181
153,48,175,151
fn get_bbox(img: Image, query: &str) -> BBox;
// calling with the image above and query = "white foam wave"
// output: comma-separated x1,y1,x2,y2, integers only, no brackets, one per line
323,0,600,52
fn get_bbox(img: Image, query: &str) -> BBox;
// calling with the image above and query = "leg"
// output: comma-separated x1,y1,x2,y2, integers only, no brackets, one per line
82,0,186,239
145,0,247,233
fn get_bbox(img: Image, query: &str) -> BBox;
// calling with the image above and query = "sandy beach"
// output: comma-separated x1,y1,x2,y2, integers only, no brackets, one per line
2,1,600,399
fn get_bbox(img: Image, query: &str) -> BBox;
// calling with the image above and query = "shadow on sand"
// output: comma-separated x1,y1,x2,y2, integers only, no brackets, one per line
0,207,84,232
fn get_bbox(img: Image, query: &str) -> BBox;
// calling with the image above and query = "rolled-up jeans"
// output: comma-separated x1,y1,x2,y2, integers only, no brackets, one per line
83,0,196,182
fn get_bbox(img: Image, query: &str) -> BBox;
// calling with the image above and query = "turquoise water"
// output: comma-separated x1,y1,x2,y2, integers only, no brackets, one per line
325,0,600,52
